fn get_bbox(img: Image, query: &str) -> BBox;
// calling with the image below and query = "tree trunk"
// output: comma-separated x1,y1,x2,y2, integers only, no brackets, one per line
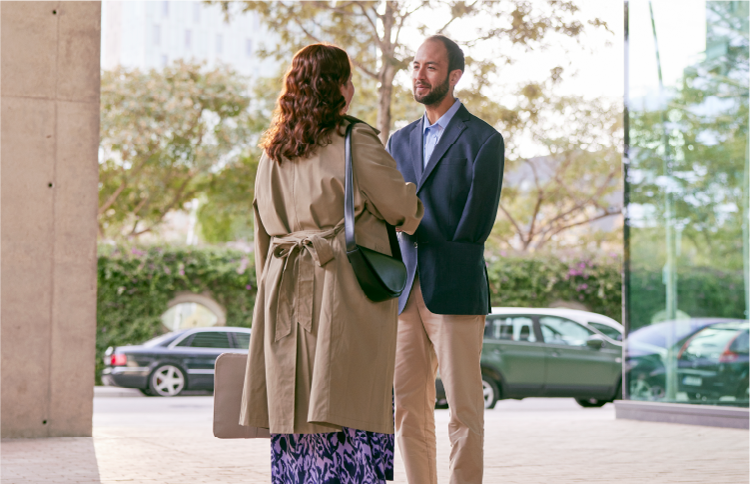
377,63,396,144
376,1,396,145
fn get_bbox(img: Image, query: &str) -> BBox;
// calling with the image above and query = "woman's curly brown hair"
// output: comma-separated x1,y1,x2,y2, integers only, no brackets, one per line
261,43,351,163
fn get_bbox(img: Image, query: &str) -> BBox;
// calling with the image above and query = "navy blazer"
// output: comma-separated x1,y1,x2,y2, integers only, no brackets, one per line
386,104,504,315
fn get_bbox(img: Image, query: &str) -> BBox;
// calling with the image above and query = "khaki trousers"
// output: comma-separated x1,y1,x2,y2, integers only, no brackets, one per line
394,278,485,484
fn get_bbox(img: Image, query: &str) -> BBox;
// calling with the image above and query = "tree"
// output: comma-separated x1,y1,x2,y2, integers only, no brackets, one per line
194,76,280,243
486,79,623,252
217,0,607,143
628,1,748,271
99,61,253,240
196,150,260,243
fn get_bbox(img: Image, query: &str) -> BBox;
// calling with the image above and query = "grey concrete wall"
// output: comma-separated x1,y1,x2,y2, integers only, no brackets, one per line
1,1,101,438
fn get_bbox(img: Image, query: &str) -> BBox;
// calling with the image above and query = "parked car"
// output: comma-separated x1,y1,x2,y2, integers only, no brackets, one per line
676,321,749,402
101,327,251,396
625,318,740,401
435,308,624,410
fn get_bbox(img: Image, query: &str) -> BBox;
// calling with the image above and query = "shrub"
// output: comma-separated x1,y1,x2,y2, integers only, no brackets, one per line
96,247,623,385
96,244,256,383
486,253,623,322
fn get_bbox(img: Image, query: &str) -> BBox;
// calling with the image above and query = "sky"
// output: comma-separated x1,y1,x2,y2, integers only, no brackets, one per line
394,0,710,106
391,0,626,103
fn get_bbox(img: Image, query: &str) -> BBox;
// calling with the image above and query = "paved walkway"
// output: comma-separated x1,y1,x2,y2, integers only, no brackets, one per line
2,394,748,483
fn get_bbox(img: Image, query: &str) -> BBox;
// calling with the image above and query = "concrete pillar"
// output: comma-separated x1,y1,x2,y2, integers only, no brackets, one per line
1,1,101,438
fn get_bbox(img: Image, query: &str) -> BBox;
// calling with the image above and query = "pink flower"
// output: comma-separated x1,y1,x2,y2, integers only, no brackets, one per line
237,256,249,275
246,284,253,290
131,248,145,256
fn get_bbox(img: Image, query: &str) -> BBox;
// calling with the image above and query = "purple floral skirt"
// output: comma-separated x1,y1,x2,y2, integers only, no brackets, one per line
270,427,394,484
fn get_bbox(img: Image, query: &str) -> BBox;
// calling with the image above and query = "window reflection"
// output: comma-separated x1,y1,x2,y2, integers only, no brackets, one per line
625,1,749,407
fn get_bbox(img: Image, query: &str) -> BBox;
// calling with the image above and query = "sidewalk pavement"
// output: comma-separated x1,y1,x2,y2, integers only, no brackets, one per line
2,395,748,483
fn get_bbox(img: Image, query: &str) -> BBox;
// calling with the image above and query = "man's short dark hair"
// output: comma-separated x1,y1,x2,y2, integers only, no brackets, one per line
426,35,465,74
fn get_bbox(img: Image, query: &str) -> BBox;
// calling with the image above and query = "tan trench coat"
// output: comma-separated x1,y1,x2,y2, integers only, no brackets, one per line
239,120,423,435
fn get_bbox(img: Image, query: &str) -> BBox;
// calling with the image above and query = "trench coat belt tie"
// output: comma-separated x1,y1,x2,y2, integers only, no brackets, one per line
271,222,344,342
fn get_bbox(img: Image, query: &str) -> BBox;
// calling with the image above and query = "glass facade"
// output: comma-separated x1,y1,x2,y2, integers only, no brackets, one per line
624,1,749,407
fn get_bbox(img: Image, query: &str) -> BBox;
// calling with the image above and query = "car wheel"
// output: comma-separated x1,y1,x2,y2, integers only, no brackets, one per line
629,375,665,400
149,364,186,397
576,398,607,408
139,388,155,397
482,376,500,409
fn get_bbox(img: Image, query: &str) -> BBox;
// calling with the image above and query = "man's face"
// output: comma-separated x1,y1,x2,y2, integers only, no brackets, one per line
412,40,451,106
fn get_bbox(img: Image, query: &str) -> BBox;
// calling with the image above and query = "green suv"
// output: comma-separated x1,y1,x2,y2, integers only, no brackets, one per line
436,308,623,409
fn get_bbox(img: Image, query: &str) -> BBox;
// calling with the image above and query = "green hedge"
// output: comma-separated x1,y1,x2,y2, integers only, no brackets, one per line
96,246,625,382
96,245,256,383
629,267,746,331
96,245,747,384
486,253,623,322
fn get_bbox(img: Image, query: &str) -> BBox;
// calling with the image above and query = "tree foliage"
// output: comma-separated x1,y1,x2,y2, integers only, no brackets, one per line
486,80,623,251
217,0,607,143
99,61,254,240
628,1,748,271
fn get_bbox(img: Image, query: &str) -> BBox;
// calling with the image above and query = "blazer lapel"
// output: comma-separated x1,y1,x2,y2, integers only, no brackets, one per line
418,107,469,192
409,118,424,181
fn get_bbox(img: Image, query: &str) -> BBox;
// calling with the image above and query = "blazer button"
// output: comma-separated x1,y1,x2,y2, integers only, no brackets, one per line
413,242,418,248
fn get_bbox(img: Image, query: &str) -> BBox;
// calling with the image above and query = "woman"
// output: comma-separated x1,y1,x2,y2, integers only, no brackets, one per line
239,44,423,483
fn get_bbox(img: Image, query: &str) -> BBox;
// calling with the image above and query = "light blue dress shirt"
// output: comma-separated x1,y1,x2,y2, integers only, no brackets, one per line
422,97,462,168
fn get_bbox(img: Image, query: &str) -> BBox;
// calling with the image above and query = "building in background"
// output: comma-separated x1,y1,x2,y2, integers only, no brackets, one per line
619,0,749,428
101,0,275,78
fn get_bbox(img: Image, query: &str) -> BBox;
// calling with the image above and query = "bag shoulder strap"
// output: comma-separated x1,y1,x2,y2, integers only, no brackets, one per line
344,120,403,260
344,121,359,252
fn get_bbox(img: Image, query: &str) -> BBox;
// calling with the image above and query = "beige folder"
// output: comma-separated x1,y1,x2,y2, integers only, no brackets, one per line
213,353,270,439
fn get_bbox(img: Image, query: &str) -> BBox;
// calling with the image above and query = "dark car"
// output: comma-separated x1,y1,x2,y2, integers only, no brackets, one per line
676,321,749,402
101,327,251,396
436,309,623,409
625,318,741,401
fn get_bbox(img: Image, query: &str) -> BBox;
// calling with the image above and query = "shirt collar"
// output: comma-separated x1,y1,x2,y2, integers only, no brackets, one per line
423,97,462,133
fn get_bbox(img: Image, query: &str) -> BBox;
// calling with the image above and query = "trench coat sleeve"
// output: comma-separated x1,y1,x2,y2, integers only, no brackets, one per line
352,124,424,235
253,198,271,282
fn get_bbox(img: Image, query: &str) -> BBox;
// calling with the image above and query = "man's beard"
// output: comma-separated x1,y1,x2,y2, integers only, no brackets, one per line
413,74,450,106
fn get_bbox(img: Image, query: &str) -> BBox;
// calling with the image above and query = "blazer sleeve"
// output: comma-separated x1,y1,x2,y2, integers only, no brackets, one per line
352,124,424,235
453,131,504,242
252,197,271,283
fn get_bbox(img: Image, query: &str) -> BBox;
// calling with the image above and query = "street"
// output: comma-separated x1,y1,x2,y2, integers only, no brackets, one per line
1,390,747,483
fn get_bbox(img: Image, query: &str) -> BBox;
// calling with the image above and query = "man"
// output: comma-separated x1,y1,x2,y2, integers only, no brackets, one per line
386,35,504,484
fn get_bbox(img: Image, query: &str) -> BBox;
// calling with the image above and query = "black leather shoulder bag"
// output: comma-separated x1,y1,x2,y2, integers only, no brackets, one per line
344,120,407,302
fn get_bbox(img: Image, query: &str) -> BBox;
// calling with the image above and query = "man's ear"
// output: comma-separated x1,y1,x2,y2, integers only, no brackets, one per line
449,69,463,88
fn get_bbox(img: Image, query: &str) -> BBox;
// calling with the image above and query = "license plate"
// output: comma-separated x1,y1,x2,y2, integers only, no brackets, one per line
682,376,702,386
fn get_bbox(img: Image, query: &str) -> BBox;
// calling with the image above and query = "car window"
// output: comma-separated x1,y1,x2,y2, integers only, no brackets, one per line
486,316,536,343
588,322,622,341
187,331,231,349
142,332,184,347
682,327,740,361
175,335,193,347
729,330,749,355
233,332,250,350
540,316,593,347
